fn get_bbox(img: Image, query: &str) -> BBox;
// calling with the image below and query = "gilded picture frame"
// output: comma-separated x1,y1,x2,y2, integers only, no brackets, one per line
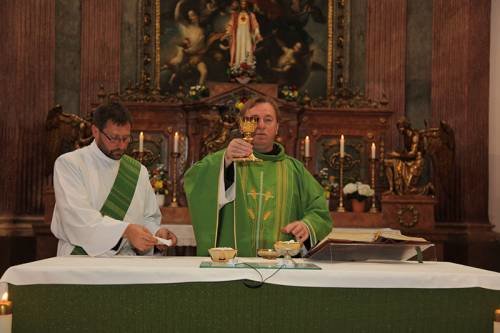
140,0,349,98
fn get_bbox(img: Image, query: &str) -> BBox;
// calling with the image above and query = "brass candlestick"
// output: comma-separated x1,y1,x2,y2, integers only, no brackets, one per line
169,152,180,207
304,156,311,168
131,149,155,165
131,150,145,163
369,157,378,213
337,156,345,212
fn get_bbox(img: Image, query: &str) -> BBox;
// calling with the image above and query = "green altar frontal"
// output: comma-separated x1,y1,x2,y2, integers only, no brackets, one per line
9,282,500,333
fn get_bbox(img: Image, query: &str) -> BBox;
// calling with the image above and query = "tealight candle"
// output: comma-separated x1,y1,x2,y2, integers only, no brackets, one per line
139,131,144,153
494,309,500,333
0,292,12,333
304,136,310,157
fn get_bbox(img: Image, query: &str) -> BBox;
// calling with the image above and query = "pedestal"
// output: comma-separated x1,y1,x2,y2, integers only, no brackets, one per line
381,195,437,230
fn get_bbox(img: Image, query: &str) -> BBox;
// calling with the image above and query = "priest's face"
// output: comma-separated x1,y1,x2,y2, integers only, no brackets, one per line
245,102,279,153
92,120,132,160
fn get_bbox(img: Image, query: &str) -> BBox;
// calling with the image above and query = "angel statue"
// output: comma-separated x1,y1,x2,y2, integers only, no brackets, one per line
45,105,93,176
199,106,238,158
384,117,455,196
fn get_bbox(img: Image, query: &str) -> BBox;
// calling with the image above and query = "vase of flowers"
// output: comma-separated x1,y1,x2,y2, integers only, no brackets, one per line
228,60,256,83
150,164,169,207
187,85,209,100
343,182,374,213
279,85,300,102
235,76,251,84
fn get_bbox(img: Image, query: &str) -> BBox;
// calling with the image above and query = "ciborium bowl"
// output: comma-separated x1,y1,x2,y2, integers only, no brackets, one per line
274,241,301,261
208,247,237,263
257,248,279,260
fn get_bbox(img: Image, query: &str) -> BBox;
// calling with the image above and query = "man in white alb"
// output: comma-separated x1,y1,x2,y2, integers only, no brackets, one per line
51,102,177,256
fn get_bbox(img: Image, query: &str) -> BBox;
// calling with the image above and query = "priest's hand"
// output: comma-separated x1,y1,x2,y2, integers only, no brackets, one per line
281,221,310,243
155,228,178,251
123,224,157,252
224,139,253,167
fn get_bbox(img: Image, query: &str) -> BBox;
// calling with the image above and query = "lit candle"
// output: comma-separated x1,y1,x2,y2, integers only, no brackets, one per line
340,134,345,158
0,292,12,333
139,131,144,153
173,132,179,153
304,136,310,157
371,142,376,159
494,309,500,333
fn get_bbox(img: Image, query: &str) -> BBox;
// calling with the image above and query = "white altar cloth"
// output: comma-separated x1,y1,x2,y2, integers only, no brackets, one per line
2,256,500,291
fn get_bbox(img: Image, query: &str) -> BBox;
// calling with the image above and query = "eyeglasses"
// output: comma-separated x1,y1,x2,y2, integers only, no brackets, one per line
99,129,133,144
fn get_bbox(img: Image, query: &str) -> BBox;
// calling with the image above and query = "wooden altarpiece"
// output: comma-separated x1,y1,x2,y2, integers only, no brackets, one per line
107,83,394,228
39,82,418,259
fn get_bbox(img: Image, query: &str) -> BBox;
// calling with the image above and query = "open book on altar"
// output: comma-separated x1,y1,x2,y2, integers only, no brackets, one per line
305,228,434,262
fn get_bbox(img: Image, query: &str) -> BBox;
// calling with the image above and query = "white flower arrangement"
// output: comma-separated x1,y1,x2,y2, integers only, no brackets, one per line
228,60,256,79
343,182,374,201
188,85,209,100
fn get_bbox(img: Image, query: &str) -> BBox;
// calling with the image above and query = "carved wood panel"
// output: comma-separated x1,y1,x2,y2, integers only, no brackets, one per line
299,107,392,174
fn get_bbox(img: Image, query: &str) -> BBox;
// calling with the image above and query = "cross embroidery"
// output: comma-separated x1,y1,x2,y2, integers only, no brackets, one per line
246,172,274,251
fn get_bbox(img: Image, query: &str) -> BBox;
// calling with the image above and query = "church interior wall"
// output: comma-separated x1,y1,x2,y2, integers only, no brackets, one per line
0,0,498,274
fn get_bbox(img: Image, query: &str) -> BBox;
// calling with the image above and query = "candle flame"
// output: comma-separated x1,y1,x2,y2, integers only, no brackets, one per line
1,292,7,301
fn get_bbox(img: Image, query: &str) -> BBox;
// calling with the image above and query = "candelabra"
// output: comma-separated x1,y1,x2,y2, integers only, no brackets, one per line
169,152,180,207
369,157,378,213
337,156,345,212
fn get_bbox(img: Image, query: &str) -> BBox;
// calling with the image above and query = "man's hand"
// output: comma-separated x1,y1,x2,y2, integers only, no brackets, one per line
155,228,178,251
123,224,157,252
281,221,309,243
224,139,253,167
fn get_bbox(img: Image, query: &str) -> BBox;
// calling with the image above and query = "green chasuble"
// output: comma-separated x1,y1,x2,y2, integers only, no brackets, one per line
184,143,332,257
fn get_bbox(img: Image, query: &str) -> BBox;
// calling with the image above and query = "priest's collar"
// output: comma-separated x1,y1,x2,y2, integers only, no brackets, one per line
253,143,285,161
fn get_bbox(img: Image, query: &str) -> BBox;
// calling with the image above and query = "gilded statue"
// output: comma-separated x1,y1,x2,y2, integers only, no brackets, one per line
384,117,455,196
199,107,238,158
45,105,93,175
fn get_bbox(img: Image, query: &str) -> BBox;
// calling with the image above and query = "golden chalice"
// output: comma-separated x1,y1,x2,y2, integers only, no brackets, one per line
233,116,262,162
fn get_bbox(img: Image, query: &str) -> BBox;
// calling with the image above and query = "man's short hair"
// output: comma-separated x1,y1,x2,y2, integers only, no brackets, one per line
92,102,132,130
240,96,280,122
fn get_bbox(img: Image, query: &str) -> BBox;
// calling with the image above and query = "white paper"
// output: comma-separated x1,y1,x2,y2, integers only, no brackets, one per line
154,236,173,247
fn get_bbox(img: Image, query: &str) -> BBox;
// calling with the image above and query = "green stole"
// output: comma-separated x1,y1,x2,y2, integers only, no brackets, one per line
71,155,141,255
185,144,329,257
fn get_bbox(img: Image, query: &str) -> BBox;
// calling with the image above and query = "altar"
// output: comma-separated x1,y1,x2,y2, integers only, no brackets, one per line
2,257,500,332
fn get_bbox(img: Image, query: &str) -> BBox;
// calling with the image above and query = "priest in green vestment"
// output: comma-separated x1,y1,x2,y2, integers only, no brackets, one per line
184,97,332,257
